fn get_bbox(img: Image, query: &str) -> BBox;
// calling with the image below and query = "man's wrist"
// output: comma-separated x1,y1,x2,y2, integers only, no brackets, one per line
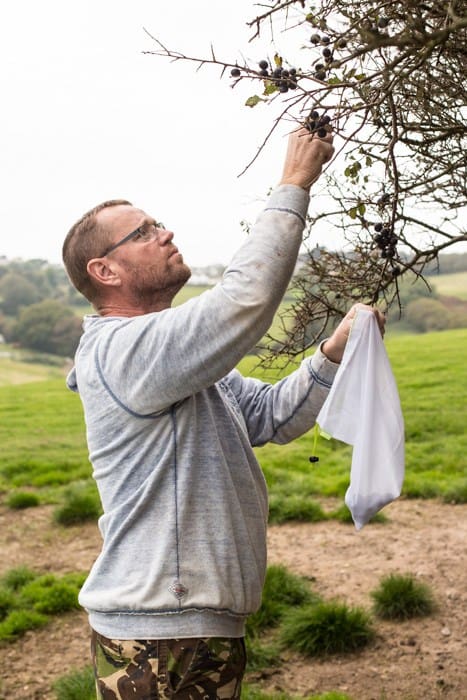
321,339,342,364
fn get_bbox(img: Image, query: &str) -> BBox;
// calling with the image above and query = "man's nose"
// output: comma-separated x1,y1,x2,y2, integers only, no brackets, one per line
157,229,174,245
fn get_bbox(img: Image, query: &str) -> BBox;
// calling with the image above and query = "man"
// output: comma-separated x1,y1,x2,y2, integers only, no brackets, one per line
63,127,384,699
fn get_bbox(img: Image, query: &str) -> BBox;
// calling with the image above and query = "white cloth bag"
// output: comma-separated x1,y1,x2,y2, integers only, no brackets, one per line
316,308,405,530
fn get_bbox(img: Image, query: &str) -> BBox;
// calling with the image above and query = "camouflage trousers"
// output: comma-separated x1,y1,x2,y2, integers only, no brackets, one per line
91,630,246,699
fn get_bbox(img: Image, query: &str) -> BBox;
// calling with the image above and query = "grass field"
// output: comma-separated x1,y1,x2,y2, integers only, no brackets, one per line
0,356,65,386
428,271,467,300
241,327,467,502
0,327,466,506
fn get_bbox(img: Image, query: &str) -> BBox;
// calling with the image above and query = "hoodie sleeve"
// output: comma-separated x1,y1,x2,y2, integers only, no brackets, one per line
82,185,311,416
223,345,339,446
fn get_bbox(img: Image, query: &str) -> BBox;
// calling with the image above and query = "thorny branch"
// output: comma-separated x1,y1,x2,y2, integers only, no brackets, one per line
144,1,467,362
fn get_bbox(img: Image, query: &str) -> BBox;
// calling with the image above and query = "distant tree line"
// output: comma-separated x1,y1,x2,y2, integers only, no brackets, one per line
0,252,466,358
0,258,87,358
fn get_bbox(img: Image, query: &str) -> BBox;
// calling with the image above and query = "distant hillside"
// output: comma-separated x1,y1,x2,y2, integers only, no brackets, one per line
428,271,467,301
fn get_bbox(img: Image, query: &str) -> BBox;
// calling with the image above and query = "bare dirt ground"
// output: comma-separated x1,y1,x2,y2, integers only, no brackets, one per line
1,499,466,700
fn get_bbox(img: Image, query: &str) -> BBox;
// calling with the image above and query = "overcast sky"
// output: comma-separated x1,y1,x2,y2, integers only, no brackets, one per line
0,0,344,269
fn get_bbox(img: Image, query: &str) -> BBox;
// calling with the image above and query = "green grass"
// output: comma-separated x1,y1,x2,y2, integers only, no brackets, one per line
280,601,375,657
0,328,466,512
6,490,41,509
0,567,86,642
241,689,353,700
370,573,436,620
53,666,95,700
0,353,66,386
0,379,89,496
246,564,318,637
429,271,467,300
239,328,467,510
53,481,102,526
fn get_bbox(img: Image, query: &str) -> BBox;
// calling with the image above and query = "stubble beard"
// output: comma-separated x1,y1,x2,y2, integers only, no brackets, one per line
126,260,192,304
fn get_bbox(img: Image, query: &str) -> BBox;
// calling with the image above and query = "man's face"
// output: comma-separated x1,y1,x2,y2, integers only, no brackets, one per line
97,204,191,301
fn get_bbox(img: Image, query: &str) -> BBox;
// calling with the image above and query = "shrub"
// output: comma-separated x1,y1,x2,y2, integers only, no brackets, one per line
246,564,317,637
371,573,436,620
280,601,374,656
6,491,40,509
53,665,96,700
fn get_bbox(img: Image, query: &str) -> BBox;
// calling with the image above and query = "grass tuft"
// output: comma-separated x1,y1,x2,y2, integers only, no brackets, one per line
330,504,388,525
268,495,326,525
241,685,353,700
53,665,96,700
244,637,280,673
280,601,374,656
6,490,41,509
241,686,294,700
0,567,86,642
20,574,81,614
246,564,318,637
370,573,436,620
0,609,48,641
1,566,36,591
53,482,101,526
442,479,467,504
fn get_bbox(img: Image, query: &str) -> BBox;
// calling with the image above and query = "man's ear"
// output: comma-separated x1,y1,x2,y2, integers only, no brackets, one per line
87,258,122,288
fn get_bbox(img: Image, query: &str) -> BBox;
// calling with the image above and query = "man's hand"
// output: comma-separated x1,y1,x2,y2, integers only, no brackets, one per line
279,126,334,192
322,303,386,364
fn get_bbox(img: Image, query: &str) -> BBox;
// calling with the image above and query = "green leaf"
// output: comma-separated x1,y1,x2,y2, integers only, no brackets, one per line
263,82,278,96
245,95,263,108
344,167,352,177
348,207,358,220
358,202,366,216
365,156,373,167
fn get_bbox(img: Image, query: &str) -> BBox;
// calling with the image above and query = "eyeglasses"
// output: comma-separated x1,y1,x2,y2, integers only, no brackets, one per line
99,221,166,257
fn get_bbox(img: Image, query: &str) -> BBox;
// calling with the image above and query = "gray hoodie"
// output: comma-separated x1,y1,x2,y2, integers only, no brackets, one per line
67,184,339,640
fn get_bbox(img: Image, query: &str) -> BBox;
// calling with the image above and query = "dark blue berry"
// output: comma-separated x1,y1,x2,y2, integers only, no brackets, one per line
230,68,241,77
